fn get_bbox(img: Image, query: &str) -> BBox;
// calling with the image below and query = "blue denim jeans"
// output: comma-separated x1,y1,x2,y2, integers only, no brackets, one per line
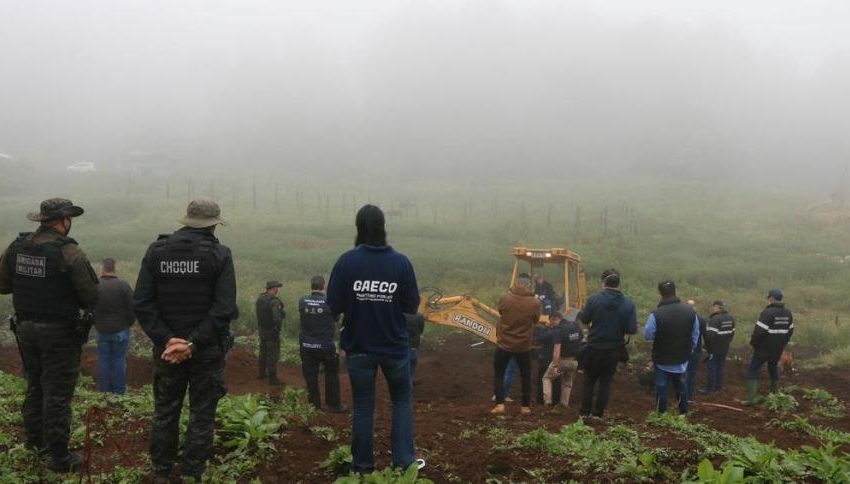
685,351,701,401
747,355,779,382
706,352,727,392
97,328,130,394
655,367,688,414
346,352,414,474
408,348,419,381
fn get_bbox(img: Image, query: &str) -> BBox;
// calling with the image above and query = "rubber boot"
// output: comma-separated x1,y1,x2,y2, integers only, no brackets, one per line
769,380,779,394
742,379,759,406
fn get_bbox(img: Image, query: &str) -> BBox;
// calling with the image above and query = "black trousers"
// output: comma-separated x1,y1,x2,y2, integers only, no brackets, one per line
258,335,280,380
536,356,552,404
493,348,531,406
580,348,620,417
16,320,81,459
300,348,341,409
151,345,226,477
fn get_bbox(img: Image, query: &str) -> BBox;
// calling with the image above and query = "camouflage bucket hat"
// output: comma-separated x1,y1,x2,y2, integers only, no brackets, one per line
266,280,283,290
27,198,84,221
179,199,227,228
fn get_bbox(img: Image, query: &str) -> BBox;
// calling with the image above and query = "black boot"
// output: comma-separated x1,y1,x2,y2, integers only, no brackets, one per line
45,452,82,473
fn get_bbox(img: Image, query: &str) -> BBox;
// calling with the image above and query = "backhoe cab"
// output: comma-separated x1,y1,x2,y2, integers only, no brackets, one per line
419,247,587,344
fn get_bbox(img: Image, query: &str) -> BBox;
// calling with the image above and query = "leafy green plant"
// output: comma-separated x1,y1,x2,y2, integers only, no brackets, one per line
799,443,850,483
802,387,834,403
726,440,804,482
682,459,745,484
813,399,846,419
513,422,671,480
486,426,509,441
334,464,433,484
772,415,850,445
312,425,338,442
321,445,353,473
217,394,281,452
763,392,798,413
277,387,316,427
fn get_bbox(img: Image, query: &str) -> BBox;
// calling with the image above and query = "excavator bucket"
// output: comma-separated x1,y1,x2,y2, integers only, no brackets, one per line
419,293,500,345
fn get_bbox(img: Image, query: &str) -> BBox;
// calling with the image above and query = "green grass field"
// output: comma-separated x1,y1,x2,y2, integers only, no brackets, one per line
1,172,849,364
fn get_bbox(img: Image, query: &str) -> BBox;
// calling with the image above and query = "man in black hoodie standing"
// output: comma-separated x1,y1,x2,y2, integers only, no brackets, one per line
744,289,793,405
701,300,735,394
577,269,637,420
644,281,700,415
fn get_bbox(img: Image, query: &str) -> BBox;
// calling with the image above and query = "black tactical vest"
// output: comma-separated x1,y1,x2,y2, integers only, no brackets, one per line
299,293,334,349
560,321,583,358
652,300,695,365
150,233,218,336
255,293,281,334
9,233,80,321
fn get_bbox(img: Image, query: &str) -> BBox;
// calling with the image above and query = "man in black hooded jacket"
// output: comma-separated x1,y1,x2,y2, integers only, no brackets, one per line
577,269,637,419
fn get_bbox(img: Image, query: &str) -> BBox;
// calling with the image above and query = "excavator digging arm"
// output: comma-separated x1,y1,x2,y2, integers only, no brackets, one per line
419,288,499,344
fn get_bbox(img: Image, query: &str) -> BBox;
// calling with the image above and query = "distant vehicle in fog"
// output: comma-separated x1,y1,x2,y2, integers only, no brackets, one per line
66,162,96,173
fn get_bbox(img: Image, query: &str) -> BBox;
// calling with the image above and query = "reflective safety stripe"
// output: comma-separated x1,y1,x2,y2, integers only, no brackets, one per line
755,320,789,334
706,327,734,335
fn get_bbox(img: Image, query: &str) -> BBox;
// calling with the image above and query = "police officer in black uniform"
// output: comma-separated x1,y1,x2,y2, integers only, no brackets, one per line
134,199,238,482
0,198,98,472
701,300,735,394
299,275,346,412
744,289,793,405
256,280,285,385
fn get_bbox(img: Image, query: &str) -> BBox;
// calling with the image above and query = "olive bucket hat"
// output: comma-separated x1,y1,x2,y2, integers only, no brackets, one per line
27,198,84,222
179,199,227,228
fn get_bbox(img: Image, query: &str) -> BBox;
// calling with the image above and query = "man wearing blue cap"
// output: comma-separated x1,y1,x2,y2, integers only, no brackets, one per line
744,289,793,405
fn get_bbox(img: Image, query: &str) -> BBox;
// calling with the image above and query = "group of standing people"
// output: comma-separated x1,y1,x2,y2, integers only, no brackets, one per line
0,196,797,479
0,198,424,479
490,267,794,419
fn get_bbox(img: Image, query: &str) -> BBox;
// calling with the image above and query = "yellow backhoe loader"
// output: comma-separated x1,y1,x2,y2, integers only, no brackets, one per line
419,247,587,344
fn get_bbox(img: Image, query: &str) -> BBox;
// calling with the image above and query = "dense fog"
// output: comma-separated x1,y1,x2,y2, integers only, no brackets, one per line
1,0,849,187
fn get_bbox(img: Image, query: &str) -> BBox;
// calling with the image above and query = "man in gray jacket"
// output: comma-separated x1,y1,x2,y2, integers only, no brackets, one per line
94,258,135,394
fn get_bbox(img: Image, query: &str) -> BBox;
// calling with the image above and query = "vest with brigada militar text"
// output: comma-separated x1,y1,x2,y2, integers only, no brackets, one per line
150,233,218,336
9,233,80,321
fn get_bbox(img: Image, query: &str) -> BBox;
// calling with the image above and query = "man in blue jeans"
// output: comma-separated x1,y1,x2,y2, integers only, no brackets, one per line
644,281,700,415
327,205,422,475
93,258,136,394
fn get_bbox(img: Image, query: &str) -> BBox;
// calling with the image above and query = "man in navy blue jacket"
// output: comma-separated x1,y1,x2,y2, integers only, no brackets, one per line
578,269,637,420
327,205,421,475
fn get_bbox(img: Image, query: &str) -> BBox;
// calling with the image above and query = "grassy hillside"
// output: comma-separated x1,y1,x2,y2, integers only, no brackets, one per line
1,172,848,364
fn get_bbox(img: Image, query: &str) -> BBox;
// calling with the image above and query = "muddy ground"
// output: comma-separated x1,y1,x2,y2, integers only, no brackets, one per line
1,334,849,483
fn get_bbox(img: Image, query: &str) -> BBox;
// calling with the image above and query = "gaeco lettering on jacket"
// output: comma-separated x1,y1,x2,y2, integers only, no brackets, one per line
352,280,398,303
160,260,200,275
352,280,398,293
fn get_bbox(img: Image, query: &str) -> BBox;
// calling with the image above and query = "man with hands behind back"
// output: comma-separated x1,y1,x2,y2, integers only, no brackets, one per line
134,199,238,483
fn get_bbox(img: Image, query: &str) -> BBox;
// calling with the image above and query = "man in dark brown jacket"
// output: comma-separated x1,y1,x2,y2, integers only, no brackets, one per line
492,273,541,414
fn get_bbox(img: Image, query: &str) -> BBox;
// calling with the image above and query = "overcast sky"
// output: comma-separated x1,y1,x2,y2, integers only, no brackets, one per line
1,0,849,186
